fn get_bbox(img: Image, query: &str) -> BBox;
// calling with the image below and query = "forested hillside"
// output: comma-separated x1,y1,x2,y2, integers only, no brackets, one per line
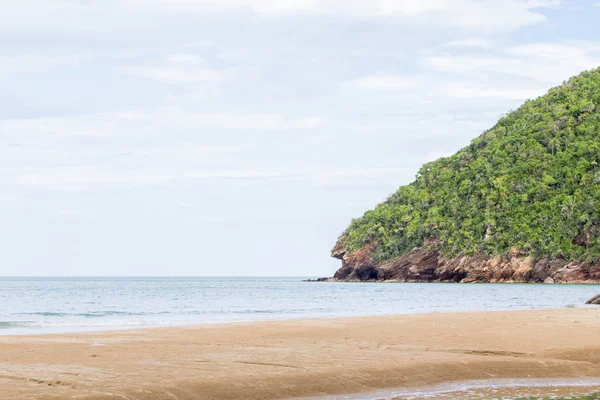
333,68,600,282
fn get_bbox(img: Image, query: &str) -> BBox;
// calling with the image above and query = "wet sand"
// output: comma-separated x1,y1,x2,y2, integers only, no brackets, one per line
1,308,600,399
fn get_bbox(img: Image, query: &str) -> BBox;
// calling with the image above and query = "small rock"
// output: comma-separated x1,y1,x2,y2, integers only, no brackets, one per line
586,294,600,305
543,277,555,284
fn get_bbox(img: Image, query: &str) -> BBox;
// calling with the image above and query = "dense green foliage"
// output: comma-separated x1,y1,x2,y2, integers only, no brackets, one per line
341,68,600,262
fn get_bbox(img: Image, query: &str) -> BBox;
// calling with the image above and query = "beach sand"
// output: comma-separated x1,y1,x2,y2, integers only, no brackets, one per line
1,308,600,399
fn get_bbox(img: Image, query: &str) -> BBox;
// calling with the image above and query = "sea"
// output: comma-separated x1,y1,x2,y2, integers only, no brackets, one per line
1,276,599,335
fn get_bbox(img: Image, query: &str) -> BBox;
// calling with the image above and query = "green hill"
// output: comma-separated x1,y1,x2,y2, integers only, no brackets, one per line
336,68,600,269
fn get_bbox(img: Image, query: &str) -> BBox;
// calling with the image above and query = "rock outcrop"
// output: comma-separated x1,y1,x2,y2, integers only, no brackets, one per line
587,294,600,304
329,242,600,283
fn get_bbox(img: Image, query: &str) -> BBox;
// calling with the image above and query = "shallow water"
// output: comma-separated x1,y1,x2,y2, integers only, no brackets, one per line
0,277,599,334
513,395,600,399
297,379,600,400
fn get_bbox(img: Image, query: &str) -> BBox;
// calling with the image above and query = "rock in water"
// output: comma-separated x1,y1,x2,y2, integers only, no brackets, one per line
587,294,600,305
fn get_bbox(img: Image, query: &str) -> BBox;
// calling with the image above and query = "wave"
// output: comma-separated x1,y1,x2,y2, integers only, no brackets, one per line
0,321,37,329
15,311,171,318
17,312,66,317
184,308,317,315
0,319,157,329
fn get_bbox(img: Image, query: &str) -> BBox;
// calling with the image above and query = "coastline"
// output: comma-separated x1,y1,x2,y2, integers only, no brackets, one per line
2,308,600,400
329,244,600,284
308,277,600,284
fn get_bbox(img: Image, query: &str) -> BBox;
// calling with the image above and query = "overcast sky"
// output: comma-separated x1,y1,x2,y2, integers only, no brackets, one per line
2,0,600,276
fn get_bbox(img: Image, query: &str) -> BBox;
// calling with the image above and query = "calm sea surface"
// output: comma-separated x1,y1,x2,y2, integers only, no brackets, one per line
0,277,599,335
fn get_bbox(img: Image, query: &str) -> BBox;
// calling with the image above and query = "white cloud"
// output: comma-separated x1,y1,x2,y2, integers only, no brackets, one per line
125,109,323,131
56,209,83,216
436,0,549,31
145,0,555,28
0,0,556,36
506,42,600,61
149,0,449,17
174,112,322,130
436,82,545,100
446,38,493,49
121,65,231,84
0,195,23,202
119,54,234,84
424,41,600,84
7,165,425,193
11,168,285,187
350,74,419,90
425,55,519,74
0,109,325,191
0,110,321,140
131,144,243,158
0,53,92,77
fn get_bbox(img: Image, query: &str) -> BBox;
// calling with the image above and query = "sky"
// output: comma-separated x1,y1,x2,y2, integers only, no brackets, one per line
2,0,600,276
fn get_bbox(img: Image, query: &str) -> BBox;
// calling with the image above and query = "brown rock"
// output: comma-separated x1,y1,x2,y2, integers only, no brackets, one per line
586,294,600,305
329,239,600,284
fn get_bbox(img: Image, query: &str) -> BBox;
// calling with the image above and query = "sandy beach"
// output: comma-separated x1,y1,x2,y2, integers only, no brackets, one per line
1,308,600,400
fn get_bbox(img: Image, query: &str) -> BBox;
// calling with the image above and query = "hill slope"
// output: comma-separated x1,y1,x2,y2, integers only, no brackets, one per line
331,68,600,283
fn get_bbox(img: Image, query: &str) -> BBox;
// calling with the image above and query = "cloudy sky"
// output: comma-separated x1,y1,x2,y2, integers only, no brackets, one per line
2,0,600,276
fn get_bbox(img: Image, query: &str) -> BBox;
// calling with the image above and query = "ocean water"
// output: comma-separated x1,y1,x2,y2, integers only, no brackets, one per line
0,277,599,335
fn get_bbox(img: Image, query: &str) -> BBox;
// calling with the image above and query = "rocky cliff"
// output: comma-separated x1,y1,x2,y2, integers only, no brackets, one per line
329,240,600,283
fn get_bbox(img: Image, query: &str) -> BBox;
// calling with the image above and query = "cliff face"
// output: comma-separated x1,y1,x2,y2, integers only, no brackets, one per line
329,68,600,283
330,242,600,283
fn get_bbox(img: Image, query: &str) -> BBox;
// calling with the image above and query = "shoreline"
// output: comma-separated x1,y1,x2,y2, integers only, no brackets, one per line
330,243,600,285
297,378,600,400
1,308,600,399
307,277,600,284
4,304,599,337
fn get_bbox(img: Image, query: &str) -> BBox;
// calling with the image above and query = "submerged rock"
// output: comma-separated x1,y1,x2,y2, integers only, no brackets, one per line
303,277,336,282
